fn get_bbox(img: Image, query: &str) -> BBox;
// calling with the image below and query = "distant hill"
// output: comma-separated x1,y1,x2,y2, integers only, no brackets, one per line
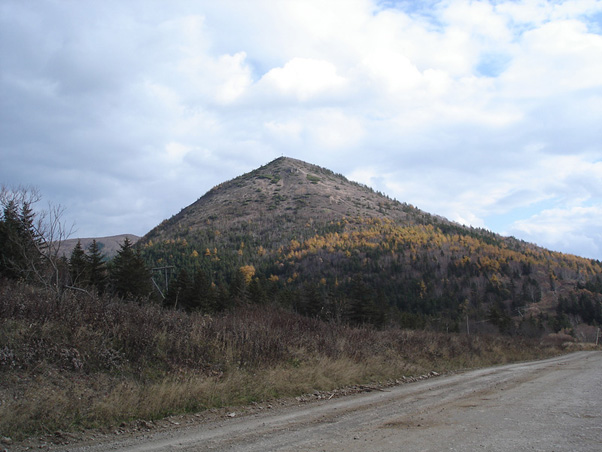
61,234,140,258
140,157,602,333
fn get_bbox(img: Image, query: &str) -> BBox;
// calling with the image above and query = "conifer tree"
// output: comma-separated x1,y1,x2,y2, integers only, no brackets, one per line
1,186,73,298
301,283,323,318
0,200,25,279
229,268,249,305
190,269,216,312
19,201,41,263
165,268,192,309
110,237,152,300
346,275,377,325
248,277,266,305
87,239,107,294
0,198,42,280
69,240,88,286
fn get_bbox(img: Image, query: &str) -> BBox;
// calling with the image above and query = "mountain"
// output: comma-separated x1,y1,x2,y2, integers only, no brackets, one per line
61,234,140,258
145,157,427,239
140,157,602,334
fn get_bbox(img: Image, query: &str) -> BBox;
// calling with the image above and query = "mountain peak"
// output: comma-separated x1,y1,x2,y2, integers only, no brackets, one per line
144,157,423,245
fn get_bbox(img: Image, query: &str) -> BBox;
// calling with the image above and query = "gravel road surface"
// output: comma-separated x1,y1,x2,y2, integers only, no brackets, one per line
40,351,602,451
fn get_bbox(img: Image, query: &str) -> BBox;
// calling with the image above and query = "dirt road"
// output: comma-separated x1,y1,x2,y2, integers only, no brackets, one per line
48,351,601,451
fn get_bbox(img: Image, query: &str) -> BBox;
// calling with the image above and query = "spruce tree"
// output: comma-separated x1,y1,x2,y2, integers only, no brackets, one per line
301,283,323,318
165,268,192,309
69,240,89,286
189,269,215,312
346,275,377,325
0,200,22,279
110,237,152,300
0,200,40,280
87,239,107,294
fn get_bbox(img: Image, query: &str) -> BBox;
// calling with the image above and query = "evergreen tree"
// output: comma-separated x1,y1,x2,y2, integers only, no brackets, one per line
191,269,217,312
19,201,40,262
87,240,107,294
248,277,266,305
69,240,89,286
215,284,232,312
0,200,23,279
300,283,323,318
229,268,248,305
110,237,152,300
346,275,377,325
165,269,192,309
0,200,40,280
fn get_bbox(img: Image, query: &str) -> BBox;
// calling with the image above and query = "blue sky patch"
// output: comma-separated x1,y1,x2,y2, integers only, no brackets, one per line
476,53,511,77
484,198,558,235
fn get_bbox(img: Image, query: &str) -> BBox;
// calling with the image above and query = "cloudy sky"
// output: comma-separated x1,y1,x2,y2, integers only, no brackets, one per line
1,0,601,259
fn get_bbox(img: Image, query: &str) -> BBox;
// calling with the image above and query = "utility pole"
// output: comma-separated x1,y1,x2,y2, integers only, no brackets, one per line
151,265,175,299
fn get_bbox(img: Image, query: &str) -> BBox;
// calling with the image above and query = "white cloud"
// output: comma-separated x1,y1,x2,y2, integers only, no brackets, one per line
307,110,365,150
178,50,253,105
264,120,303,145
507,206,602,259
257,57,347,102
360,50,422,94
213,52,253,103
165,142,192,163
443,0,511,43
500,19,602,98
496,0,602,26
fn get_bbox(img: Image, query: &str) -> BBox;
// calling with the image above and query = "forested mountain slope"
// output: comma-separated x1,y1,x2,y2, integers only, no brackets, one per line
140,157,602,333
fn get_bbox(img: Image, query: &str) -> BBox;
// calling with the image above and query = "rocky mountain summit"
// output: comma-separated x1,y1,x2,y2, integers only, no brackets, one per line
143,157,433,244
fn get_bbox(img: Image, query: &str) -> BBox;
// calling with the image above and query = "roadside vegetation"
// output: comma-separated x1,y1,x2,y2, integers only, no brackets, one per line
0,280,586,441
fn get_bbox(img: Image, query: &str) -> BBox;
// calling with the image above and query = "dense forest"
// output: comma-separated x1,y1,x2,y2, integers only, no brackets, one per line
139,215,602,334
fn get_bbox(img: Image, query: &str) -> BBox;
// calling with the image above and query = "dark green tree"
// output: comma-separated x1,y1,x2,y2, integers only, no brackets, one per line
69,240,89,286
110,237,152,300
165,268,192,309
189,269,217,311
0,196,42,281
300,283,324,318
0,200,25,279
228,269,248,305
19,201,40,262
346,275,377,325
87,240,107,294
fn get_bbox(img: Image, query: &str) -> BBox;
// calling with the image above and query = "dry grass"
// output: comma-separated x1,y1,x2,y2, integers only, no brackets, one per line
0,280,574,440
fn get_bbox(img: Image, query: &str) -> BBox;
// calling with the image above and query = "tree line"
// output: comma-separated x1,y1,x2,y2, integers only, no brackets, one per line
1,186,152,301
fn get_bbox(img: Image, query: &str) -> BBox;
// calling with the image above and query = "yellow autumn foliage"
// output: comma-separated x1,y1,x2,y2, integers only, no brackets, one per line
239,265,255,284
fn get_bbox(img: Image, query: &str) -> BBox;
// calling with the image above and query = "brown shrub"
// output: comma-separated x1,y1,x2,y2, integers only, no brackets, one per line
0,279,566,440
